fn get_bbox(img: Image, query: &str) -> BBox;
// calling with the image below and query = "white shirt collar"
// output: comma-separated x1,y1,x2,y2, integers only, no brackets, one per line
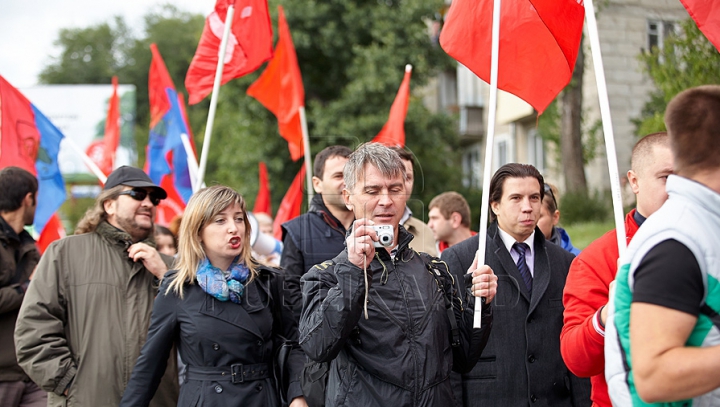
497,226,535,256
399,206,412,225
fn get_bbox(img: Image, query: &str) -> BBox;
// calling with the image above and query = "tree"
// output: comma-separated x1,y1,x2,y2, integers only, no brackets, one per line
206,0,464,215
560,43,587,194
635,18,720,136
41,0,464,223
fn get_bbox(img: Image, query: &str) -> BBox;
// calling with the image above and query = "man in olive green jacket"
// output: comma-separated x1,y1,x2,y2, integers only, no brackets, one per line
14,167,179,407
0,167,44,406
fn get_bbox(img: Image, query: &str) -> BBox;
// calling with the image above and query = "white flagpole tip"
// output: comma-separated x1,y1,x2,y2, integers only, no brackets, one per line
405,64,412,73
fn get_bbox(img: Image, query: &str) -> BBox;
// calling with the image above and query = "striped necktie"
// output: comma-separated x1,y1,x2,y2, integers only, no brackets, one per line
513,242,532,294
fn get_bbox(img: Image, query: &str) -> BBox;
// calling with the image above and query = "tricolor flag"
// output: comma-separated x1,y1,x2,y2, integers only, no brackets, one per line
186,0,274,105
0,75,67,250
440,0,585,113
147,43,196,225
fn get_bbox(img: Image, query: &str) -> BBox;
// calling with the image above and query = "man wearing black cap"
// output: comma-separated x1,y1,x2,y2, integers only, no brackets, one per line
14,166,179,407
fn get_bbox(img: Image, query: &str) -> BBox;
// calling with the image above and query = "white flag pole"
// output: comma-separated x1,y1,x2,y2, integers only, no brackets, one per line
63,138,108,184
584,0,627,257
473,0,502,328
180,133,205,192
196,5,235,189
299,106,313,206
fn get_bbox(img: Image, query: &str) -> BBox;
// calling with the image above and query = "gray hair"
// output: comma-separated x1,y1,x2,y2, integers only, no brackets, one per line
343,142,406,192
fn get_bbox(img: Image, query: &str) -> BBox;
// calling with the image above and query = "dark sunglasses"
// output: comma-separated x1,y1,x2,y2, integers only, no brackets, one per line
543,183,558,209
119,188,163,206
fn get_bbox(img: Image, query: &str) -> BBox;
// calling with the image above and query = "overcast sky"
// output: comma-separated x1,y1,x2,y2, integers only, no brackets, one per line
0,0,216,88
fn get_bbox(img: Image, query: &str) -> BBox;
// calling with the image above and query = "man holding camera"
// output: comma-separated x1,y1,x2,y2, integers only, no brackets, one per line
299,143,496,407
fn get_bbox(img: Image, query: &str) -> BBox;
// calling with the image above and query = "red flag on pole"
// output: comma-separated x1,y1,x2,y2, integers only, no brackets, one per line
372,65,412,147
272,165,305,240
247,6,305,161
439,0,585,114
37,213,66,254
95,76,120,176
253,161,272,215
680,0,720,51
186,0,274,105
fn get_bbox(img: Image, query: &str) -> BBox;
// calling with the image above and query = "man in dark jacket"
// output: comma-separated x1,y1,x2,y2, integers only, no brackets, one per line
0,167,45,407
299,143,496,407
442,163,591,407
14,166,179,407
281,145,354,320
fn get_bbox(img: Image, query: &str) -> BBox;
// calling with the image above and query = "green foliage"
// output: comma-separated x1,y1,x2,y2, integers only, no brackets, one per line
537,96,600,166
634,18,720,136
563,220,614,250
559,190,610,225
40,0,463,225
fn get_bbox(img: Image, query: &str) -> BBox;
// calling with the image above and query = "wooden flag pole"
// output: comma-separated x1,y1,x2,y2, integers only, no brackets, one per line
473,0,503,328
196,5,235,191
299,106,313,206
585,0,627,257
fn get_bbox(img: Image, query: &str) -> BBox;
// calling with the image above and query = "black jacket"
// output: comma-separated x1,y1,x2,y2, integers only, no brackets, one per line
120,265,305,407
0,216,39,382
281,193,350,321
441,223,591,407
299,226,493,407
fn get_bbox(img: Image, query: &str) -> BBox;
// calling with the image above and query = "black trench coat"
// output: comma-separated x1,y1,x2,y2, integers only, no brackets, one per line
120,265,304,407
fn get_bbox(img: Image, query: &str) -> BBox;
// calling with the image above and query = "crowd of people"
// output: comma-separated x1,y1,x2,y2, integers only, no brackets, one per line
0,84,719,407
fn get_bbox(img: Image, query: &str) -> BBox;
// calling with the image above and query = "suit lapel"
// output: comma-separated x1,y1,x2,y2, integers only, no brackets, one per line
489,224,531,303
528,231,551,315
198,282,265,339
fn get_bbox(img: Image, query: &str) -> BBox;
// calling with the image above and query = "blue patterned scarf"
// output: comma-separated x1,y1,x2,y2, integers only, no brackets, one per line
196,257,250,304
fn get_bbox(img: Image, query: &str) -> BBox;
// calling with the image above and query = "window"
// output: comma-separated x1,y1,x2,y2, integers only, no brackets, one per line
527,129,545,173
462,144,482,189
647,20,676,51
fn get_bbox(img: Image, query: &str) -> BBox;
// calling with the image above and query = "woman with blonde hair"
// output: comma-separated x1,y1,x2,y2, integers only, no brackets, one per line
120,186,307,407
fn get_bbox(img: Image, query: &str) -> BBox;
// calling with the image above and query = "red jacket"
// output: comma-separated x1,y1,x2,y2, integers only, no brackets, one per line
560,210,639,407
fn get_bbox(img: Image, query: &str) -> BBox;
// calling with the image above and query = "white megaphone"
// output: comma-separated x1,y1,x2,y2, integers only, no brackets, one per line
247,212,283,258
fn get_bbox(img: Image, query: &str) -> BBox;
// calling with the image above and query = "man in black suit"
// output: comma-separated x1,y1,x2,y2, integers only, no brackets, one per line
442,163,591,407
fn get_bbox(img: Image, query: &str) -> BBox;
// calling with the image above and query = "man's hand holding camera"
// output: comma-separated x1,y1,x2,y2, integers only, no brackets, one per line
468,251,498,304
347,219,380,269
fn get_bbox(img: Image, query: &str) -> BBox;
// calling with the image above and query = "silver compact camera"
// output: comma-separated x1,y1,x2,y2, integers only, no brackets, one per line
372,225,394,248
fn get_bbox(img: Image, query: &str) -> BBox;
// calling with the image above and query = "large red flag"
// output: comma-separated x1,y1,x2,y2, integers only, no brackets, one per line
680,0,720,51
372,65,412,147
247,6,305,161
253,161,272,215
186,0,274,105
272,165,305,240
440,0,585,114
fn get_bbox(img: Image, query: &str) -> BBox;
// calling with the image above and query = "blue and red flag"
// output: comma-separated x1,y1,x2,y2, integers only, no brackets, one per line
0,74,66,251
147,43,196,225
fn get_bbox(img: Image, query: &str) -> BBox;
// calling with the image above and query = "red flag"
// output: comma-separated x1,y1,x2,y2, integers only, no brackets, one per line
186,0,274,105
247,6,305,161
253,161,272,215
37,213,65,254
272,165,306,240
439,0,585,114
100,76,120,175
680,0,720,51
372,65,412,147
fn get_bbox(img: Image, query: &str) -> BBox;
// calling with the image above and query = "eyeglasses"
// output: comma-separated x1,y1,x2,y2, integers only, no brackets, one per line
543,183,558,209
118,188,163,206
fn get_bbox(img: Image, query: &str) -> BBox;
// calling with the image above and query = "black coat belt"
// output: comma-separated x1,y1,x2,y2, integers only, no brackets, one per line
187,363,270,384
